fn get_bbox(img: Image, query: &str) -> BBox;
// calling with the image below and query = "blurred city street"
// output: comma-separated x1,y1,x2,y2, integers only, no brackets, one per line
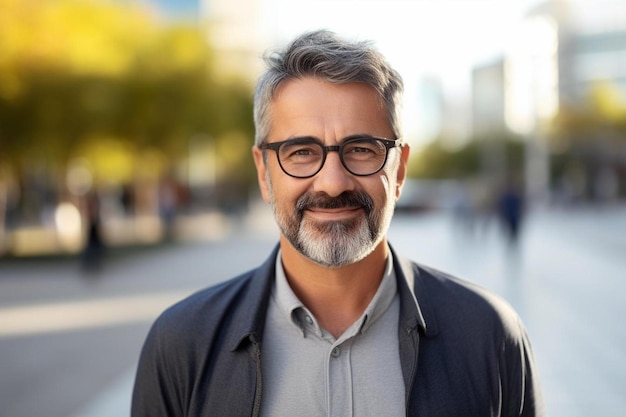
1,1,626,416
1,204,625,417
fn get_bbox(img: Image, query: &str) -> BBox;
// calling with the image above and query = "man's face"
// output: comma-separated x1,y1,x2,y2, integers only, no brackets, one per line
253,77,409,267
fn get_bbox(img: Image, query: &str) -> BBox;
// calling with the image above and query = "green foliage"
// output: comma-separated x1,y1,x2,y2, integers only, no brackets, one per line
547,80,626,200
0,0,255,186
550,80,626,146
408,140,480,179
408,133,525,180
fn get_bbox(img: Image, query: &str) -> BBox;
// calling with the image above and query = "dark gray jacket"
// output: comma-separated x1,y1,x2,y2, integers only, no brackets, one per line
132,245,543,416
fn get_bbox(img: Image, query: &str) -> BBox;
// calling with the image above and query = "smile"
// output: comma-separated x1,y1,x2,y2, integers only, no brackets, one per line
304,207,364,221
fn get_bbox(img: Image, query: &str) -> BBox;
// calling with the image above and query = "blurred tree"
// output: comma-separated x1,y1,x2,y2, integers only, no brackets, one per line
551,81,626,144
407,134,524,180
408,139,480,179
549,80,626,201
588,81,626,128
0,0,255,230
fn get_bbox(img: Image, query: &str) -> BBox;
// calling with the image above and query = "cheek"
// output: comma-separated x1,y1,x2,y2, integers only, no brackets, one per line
360,176,393,212
380,163,399,193
267,170,309,207
382,156,404,201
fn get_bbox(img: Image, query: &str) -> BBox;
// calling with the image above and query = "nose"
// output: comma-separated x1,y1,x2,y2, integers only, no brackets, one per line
311,151,356,197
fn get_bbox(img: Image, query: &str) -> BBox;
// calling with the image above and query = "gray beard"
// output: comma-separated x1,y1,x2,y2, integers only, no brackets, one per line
270,189,387,268
295,214,375,267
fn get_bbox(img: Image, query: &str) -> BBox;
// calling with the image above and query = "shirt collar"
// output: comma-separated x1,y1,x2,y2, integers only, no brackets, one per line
272,249,397,340
272,251,314,336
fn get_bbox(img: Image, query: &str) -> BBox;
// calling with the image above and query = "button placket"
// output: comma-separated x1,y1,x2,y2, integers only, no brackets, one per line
327,340,353,417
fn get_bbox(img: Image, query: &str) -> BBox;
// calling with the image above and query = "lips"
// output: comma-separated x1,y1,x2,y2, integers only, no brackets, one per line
305,206,364,221
309,207,361,213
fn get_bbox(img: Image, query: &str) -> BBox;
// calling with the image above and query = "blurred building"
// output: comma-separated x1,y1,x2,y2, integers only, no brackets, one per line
533,0,626,109
415,76,445,143
473,0,626,135
472,59,506,136
566,30,626,102
471,0,626,201
471,59,508,180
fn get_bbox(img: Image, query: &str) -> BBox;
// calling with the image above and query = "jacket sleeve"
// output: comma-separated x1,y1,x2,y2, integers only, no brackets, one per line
131,318,185,417
502,318,545,417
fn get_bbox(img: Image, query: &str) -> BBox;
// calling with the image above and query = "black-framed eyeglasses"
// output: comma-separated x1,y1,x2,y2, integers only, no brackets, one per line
260,136,403,178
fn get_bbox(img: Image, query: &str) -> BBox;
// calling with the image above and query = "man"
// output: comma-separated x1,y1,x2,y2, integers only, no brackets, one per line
132,30,544,416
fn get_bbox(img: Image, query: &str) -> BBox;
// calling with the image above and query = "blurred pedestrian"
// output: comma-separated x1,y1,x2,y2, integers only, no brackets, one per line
80,190,105,276
132,30,544,416
451,180,476,236
158,177,179,241
497,179,525,245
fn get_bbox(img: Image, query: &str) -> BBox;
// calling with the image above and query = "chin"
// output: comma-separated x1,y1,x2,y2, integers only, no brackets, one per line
296,219,377,267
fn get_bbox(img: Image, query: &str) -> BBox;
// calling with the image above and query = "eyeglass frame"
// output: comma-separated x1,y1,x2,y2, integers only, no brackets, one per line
259,135,403,179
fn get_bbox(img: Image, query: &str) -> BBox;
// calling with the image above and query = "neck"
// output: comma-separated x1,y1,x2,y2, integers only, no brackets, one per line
279,236,389,338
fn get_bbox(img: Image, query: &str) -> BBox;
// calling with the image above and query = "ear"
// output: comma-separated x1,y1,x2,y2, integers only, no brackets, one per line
395,143,411,201
252,146,271,204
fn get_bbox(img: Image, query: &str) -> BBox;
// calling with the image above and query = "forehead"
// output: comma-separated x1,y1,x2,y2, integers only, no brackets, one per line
268,77,392,141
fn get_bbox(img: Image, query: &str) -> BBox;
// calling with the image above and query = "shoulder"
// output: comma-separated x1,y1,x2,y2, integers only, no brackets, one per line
133,256,277,415
147,247,276,353
399,255,525,340
420,263,516,316
159,271,258,326
394,259,543,414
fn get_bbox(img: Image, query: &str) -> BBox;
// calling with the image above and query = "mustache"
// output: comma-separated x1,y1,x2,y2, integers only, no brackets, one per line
296,191,374,213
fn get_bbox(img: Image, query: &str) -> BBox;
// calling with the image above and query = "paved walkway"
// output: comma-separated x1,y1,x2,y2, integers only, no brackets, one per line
39,204,626,416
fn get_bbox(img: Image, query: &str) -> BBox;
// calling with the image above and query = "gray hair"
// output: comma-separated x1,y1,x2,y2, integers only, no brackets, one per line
253,30,404,146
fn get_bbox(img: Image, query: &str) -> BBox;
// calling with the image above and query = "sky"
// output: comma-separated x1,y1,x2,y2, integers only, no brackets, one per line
262,0,528,86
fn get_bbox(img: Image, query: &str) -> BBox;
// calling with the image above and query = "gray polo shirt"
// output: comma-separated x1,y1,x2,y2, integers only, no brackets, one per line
259,251,405,417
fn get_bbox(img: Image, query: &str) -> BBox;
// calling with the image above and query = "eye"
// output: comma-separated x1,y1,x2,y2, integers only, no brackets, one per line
280,141,322,160
292,147,315,156
343,139,385,157
350,146,374,154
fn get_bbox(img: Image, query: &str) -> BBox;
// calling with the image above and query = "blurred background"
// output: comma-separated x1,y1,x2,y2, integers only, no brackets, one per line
0,0,625,416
